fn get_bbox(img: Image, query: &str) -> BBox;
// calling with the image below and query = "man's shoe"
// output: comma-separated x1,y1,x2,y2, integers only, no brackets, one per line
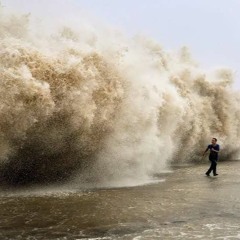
214,174,218,176
205,173,210,176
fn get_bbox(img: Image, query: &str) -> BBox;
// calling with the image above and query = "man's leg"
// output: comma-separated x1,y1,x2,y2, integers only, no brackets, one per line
213,161,218,176
206,161,213,175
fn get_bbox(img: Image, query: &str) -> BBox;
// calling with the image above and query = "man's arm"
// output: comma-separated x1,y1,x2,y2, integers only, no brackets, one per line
211,145,220,153
203,146,209,156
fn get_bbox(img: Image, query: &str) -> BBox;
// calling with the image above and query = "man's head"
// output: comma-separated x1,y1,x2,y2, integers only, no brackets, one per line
212,138,217,145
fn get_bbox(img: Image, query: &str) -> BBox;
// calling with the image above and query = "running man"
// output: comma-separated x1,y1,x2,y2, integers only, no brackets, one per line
203,138,220,176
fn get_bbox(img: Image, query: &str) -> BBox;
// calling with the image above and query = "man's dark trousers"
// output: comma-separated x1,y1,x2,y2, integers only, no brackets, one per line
206,159,217,175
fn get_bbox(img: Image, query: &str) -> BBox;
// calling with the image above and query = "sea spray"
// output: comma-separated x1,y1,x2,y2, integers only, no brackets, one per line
0,1,239,186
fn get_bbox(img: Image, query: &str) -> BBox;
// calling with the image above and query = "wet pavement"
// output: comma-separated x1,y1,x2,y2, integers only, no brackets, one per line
0,161,240,239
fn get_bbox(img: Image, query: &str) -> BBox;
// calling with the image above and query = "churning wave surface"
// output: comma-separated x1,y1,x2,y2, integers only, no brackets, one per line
0,2,240,185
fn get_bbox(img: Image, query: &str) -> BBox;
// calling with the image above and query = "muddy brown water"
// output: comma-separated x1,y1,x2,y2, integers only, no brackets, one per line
0,161,240,239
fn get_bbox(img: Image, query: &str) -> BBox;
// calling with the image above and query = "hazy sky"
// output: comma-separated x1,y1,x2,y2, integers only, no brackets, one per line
75,0,240,88
2,0,240,87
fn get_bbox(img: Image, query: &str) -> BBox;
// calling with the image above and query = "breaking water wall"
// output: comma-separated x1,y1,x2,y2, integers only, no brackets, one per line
0,1,240,185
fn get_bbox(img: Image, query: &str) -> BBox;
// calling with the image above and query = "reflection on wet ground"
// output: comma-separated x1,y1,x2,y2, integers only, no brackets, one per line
0,161,240,239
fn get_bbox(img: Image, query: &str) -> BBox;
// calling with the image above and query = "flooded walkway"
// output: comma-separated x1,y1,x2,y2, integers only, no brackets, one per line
1,161,240,239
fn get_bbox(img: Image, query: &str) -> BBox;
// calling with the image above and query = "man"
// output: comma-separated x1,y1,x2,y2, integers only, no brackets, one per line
203,138,220,176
